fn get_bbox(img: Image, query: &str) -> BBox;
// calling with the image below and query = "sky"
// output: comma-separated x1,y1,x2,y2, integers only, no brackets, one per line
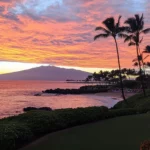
0,0,150,74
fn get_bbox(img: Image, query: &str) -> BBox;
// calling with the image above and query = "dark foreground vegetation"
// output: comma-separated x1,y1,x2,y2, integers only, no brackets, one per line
21,113,150,150
113,90,150,109
1,91,150,150
42,85,108,94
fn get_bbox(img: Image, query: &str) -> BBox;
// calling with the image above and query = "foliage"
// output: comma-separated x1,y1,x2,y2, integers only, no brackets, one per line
0,106,108,150
94,16,127,101
113,90,150,109
124,14,150,96
0,122,33,150
1,105,150,150
86,68,138,82
21,113,150,150
123,80,140,89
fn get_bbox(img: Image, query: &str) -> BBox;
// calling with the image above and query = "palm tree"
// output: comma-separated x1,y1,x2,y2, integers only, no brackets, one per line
86,75,93,82
133,46,149,75
144,45,150,53
124,14,150,96
94,16,126,101
146,62,150,67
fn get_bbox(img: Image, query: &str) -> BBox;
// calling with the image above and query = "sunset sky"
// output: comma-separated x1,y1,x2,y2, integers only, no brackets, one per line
0,0,150,74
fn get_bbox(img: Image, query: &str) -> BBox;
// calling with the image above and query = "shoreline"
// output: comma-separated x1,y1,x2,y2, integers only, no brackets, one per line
42,91,136,98
95,92,136,99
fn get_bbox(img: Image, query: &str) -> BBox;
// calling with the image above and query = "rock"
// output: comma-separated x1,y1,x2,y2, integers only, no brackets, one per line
43,85,108,95
39,107,52,111
23,107,52,112
23,107,37,112
34,93,41,96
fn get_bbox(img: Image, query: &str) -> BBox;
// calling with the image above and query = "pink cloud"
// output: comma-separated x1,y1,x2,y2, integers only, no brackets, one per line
0,0,149,69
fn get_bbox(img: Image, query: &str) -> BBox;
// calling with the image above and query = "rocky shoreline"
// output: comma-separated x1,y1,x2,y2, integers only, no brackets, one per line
42,85,108,94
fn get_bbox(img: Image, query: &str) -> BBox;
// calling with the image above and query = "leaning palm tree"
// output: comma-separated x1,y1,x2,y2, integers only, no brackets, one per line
124,14,150,96
94,16,126,101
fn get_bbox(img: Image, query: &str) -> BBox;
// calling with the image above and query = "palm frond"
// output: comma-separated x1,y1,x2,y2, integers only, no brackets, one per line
94,34,111,40
103,17,115,32
118,26,128,32
124,18,137,32
117,33,128,38
143,51,149,53
116,15,122,28
144,55,149,60
132,58,138,62
140,14,144,22
139,37,143,43
144,45,150,53
128,42,136,46
141,28,150,34
132,36,138,43
135,14,140,24
125,27,133,33
124,35,132,43
135,14,144,30
124,18,135,24
95,26,110,34
133,62,138,67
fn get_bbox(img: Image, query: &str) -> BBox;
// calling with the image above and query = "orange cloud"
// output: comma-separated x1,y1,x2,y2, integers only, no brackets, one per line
0,0,149,70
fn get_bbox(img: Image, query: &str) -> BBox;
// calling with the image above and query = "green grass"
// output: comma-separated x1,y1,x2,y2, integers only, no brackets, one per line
21,113,150,150
113,90,150,109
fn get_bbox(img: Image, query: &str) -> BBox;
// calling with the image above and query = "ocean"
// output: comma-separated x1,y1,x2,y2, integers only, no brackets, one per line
0,81,121,118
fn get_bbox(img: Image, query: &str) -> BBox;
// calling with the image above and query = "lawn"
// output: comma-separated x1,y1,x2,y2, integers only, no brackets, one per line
21,113,150,150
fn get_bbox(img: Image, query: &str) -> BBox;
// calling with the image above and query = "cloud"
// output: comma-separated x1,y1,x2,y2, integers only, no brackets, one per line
10,0,84,22
0,0,149,69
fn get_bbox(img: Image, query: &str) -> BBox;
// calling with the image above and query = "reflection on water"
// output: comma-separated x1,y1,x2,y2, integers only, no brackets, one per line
0,81,121,118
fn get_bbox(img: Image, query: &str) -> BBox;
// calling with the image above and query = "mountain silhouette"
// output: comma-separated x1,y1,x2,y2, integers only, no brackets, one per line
0,66,91,80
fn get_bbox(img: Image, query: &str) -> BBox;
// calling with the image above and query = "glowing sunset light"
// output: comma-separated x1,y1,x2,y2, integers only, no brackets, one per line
0,0,150,73
0,61,49,74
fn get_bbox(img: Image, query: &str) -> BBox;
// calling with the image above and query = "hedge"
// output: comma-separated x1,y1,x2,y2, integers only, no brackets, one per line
0,106,150,150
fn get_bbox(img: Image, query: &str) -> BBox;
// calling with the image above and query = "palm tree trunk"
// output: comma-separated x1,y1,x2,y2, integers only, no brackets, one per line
136,45,146,96
139,47,146,77
114,37,126,101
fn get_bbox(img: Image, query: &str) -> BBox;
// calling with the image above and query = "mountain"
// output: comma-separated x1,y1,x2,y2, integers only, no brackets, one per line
0,66,91,80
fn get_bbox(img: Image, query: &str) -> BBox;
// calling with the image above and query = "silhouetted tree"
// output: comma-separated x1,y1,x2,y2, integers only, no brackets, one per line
94,16,126,101
87,69,137,84
144,45,150,53
124,14,150,96
86,75,93,82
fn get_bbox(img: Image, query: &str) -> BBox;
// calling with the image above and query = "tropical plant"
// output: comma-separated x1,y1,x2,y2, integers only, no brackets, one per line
94,16,126,101
144,45,150,53
86,75,93,82
124,14,150,96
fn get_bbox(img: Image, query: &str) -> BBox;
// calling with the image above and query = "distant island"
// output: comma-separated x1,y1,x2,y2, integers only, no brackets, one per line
0,66,91,81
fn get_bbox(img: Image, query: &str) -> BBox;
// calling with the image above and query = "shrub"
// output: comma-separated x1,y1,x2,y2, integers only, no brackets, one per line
112,91,150,110
1,106,150,150
0,121,33,150
105,108,137,119
123,80,140,89
15,106,109,136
